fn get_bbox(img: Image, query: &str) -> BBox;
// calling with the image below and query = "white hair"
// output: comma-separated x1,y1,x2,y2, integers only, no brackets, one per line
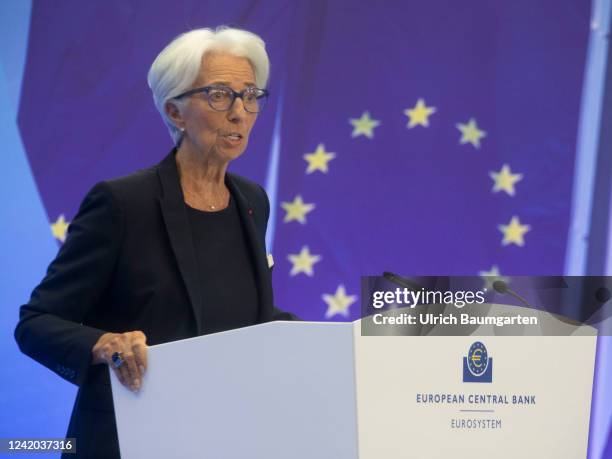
147,26,270,144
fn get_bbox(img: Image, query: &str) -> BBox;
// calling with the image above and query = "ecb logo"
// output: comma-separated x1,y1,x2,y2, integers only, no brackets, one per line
463,341,493,383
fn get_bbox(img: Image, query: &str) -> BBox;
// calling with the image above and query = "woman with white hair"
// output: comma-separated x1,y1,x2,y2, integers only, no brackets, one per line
15,26,296,458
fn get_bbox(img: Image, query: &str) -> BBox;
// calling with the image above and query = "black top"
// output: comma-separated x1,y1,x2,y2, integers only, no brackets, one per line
185,197,259,334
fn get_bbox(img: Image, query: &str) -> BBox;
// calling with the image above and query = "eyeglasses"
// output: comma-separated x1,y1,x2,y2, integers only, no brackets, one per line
173,85,269,113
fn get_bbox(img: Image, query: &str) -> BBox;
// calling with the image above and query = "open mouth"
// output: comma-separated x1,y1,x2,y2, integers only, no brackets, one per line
223,132,243,141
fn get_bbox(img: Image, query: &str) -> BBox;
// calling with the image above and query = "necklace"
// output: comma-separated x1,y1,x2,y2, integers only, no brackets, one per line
176,159,229,211
184,188,229,211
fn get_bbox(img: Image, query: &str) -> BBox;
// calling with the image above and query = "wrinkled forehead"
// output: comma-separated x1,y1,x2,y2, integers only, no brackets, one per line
195,51,256,87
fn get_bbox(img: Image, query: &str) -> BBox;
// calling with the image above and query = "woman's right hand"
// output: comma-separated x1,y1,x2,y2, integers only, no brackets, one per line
91,331,148,392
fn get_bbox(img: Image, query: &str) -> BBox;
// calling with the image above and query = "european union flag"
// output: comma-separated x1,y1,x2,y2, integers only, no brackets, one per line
17,1,591,323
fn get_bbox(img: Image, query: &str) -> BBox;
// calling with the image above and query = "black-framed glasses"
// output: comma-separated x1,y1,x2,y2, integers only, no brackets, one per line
173,85,269,113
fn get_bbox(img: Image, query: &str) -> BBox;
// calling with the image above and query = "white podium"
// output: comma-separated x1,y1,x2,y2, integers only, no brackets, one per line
112,305,596,459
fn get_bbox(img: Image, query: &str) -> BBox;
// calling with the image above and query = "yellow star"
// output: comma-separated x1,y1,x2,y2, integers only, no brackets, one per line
456,118,486,148
498,216,531,247
323,284,357,319
404,99,436,128
287,246,322,277
490,164,523,196
303,144,336,174
478,265,510,290
51,214,70,243
349,111,381,139
281,195,315,224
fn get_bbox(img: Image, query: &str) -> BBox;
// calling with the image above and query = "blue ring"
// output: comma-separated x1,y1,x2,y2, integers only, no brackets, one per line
111,352,124,368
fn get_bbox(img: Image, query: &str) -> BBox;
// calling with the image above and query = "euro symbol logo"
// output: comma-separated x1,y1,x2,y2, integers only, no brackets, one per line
463,341,493,382
471,349,483,368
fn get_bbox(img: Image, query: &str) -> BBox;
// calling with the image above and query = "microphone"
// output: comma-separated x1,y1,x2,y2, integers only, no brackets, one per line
492,280,534,309
382,272,425,291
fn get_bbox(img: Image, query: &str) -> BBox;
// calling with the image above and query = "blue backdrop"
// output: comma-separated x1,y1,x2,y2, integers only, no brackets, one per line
1,1,611,457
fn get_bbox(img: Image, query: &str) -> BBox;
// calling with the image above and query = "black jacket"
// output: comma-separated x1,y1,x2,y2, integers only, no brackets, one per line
14,150,295,458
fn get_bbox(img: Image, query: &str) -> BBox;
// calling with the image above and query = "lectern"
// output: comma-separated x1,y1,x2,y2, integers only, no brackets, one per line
112,305,596,458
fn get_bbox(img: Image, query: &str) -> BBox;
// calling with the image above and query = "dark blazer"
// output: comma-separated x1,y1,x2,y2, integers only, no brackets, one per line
14,150,295,458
